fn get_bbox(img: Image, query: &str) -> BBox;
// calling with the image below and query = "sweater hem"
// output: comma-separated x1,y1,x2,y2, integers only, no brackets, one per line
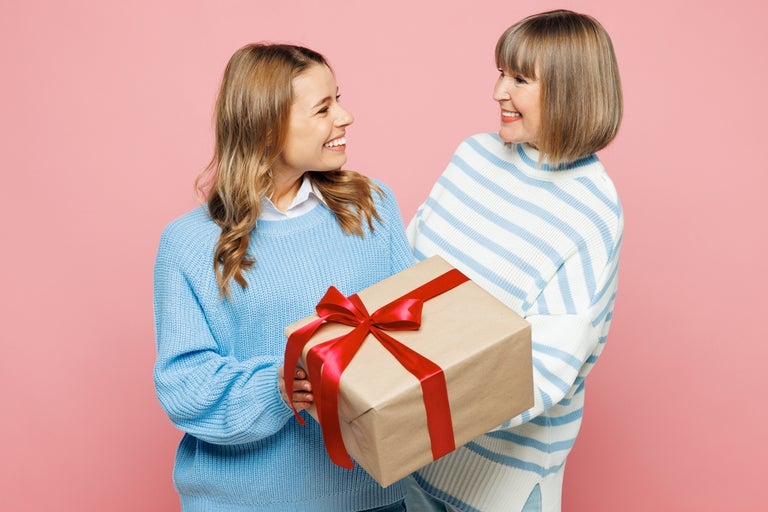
179,487,405,512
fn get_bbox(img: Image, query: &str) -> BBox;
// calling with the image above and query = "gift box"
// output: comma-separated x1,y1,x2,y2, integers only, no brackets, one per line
284,255,533,487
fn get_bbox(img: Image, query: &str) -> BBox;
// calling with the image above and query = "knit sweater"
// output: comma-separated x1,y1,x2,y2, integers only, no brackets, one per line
153,182,413,512
407,133,623,512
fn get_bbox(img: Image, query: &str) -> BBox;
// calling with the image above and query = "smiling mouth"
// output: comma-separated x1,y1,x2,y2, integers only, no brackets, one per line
324,137,346,148
501,111,521,122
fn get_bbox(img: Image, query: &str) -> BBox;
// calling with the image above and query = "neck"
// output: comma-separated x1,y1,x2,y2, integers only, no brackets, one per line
270,173,304,212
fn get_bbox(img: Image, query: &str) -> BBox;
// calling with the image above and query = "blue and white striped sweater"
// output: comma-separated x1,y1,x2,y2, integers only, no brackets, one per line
407,133,622,512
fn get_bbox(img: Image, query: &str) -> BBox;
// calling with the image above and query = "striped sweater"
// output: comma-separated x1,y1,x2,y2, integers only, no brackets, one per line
153,182,414,511
406,133,623,512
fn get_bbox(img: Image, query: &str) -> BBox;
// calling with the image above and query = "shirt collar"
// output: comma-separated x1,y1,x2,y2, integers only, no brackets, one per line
260,174,325,220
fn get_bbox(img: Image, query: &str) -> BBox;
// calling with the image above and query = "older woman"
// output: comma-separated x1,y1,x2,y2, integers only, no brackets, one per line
406,10,624,512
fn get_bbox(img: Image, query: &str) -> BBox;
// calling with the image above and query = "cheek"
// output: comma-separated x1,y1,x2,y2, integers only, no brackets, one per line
528,101,543,128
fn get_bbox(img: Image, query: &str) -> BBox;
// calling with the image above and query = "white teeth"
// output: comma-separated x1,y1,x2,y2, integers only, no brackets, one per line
324,137,346,147
502,112,520,118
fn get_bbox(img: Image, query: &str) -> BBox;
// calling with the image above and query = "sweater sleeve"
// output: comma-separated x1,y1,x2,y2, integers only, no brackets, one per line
497,231,622,429
152,224,294,446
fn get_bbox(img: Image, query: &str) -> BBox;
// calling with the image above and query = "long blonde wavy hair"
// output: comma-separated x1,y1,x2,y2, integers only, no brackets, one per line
196,44,382,297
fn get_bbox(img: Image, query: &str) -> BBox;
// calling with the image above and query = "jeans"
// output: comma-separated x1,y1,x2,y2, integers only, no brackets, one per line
404,476,542,512
363,499,407,512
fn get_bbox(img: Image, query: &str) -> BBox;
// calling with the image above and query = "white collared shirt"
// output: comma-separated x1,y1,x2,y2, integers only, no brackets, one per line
260,175,323,220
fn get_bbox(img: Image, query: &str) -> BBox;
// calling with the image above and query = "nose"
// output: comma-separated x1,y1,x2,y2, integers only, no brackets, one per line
334,105,354,127
492,77,510,102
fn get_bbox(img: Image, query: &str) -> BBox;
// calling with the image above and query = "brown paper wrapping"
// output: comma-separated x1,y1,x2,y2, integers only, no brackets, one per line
285,255,533,487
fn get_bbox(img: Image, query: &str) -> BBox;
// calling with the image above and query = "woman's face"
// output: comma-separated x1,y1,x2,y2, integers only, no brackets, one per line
274,63,354,180
492,68,542,147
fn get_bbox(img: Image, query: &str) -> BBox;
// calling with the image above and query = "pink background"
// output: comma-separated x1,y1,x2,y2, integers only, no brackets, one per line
1,0,766,510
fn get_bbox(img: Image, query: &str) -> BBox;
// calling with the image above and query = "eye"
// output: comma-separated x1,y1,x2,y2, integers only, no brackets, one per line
316,101,332,115
513,74,528,85
317,94,342,115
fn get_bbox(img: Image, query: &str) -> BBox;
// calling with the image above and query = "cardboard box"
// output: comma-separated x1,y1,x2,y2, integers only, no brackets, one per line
285,255,533,487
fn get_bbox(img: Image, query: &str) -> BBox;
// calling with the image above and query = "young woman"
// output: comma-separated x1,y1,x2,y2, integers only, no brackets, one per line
405,10,624,512
153,43,412,512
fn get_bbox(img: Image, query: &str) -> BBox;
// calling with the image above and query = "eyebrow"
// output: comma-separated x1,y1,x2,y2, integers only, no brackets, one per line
311,96,333,109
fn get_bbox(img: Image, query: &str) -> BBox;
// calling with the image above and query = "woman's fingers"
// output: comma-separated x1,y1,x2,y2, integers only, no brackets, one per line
279,365,314,409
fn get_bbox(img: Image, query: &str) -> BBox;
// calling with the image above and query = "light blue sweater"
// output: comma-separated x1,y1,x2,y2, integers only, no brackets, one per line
407,133,623,512
153,182,413,511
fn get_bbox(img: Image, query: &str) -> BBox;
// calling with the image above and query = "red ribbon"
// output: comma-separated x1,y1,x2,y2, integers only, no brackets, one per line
283,268,469,469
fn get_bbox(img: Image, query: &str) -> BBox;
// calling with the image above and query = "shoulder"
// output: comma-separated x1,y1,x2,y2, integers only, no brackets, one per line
574,157,622,220
369,178,398,208
443,133,511,171
161,206,217,239
366,178,406,228
157,206,220,262
565,158,624,261
370,177,393,193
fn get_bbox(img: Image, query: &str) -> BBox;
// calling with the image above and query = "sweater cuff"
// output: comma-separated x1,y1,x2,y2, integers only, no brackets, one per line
253,365,296,425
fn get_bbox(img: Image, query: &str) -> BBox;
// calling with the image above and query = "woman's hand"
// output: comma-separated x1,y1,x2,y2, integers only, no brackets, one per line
278,365,314,411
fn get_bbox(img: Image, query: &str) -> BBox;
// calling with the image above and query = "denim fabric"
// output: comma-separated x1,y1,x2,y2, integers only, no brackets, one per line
404,476,542,512
521,484,541,512
362,499,407,512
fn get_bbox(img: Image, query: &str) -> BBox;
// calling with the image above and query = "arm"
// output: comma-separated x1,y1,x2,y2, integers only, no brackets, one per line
152,226,295,445
497,235,622,429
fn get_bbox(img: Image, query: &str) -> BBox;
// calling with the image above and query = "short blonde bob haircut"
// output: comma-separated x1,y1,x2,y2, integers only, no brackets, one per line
196,44,382,297
496,9,623,167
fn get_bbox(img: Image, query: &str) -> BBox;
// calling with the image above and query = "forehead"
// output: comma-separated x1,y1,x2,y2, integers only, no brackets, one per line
291,64,337,107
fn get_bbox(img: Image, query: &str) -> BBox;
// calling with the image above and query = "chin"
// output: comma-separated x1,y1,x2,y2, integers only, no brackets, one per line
316,159,347,172
498,132,516,144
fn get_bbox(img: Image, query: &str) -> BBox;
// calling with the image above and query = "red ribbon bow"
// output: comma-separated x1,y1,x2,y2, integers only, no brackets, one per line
283,268,469,469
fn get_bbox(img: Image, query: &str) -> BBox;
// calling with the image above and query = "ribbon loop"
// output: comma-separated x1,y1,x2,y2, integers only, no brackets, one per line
370,297,423,330
315,286,368,325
